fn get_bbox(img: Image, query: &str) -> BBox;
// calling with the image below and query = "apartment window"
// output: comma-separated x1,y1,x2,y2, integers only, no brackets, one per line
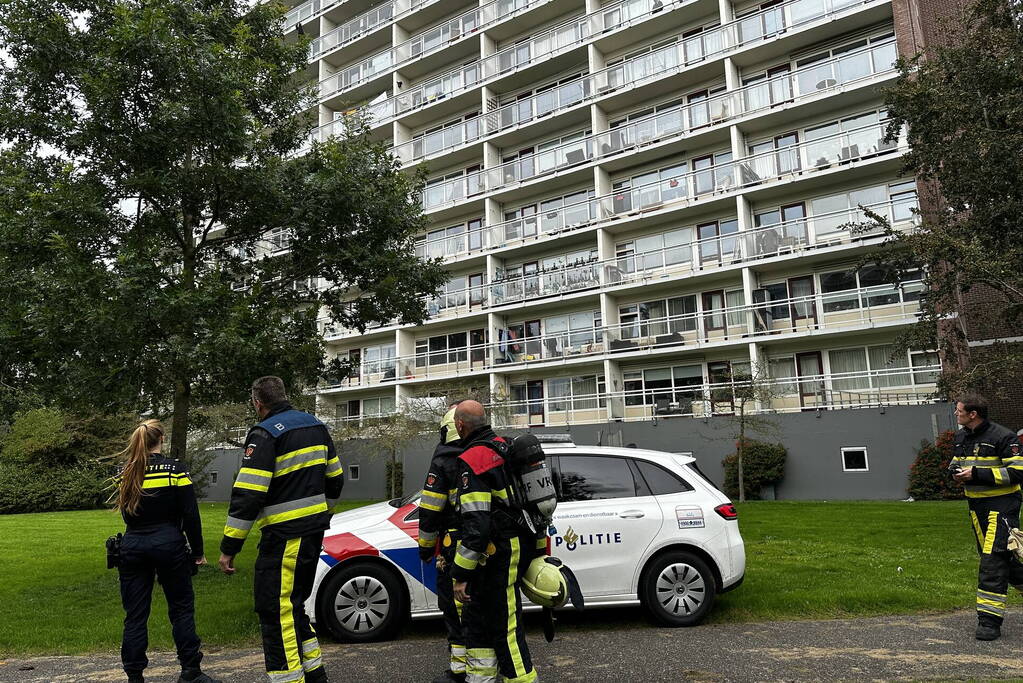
541,311,602,353
547,374,606,412
624,364,703,407
697,218,739,262
349,464,361,481
362,396,396,417
841,447,869,472
415,332,468,367
768,356,798,394
828,348,869,391
725,290,746,327
363,343,396,374
811,180,913,236
819,266,921,313
210,472,219,484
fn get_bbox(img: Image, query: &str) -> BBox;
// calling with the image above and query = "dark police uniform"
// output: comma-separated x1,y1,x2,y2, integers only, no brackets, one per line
418,434,467,680
952,420,1023,627
221,403,343,683
118,454,205,682
450,426,547,683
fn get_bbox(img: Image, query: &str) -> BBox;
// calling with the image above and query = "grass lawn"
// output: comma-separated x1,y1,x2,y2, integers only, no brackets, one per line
0,501,374,657
711,500,979,623
0,499,984,655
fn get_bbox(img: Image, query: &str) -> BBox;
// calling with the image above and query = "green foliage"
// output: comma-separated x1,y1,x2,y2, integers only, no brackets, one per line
0,408,133,513
722,440,787,500
907,430,962,501
0,461,112,514
0,0,446,459
863,0,1023,395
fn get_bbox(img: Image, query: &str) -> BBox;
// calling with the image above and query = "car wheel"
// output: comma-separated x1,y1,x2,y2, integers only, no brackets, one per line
640,550,716,626
317,561,407,643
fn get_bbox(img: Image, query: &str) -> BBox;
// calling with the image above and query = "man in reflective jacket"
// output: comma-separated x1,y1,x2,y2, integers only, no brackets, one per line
449,401,545,683
418,403,469,683
219,376,344,682
951,393,1023,641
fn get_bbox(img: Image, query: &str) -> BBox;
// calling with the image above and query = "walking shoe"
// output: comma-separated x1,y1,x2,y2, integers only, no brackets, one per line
431,671,467,683
177,671,222,683
126,676,144,683
976,622,1001,641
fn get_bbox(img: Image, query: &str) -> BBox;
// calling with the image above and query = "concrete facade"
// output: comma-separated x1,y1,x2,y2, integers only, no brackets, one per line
229,402,951,502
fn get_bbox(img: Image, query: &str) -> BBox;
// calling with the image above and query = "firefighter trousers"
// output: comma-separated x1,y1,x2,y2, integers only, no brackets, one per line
437,538,467,676
118,526,203,678
462,534,537,683
968,494,1023,625
254,532,326,683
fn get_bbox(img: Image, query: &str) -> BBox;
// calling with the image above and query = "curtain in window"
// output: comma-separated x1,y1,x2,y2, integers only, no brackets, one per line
829,349,869,390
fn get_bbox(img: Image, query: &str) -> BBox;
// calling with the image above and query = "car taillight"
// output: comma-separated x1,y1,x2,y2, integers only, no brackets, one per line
714,503,738,520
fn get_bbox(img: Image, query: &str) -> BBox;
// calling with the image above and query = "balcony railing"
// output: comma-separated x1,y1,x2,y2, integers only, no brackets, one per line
350,0,878,130
318,0,563,101
414,227,487,260
422,116,904,212
320,282,922,387
487,367,941,427
308,1,406,60
606,198,918,285
391,38,893,168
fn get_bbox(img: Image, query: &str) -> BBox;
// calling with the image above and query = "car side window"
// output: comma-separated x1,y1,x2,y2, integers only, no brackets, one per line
555,455,639,501
635,460,694,495
405,507,420,522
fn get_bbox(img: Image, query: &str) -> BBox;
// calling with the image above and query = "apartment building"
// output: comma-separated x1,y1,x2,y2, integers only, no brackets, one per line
280,0,958,498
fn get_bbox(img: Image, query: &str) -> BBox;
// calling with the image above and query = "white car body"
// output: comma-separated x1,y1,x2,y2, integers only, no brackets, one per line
306,443,745,638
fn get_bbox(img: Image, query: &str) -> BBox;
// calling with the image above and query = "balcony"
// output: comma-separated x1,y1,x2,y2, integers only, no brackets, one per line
391,37,893,168
351,0,883,130
489,366,940,427
605,197,918,286
423,116,904,215
308,1,406,61
604,281,923,351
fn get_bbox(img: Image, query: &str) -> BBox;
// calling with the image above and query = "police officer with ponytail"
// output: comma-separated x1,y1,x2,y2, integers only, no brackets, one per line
113,419,220,683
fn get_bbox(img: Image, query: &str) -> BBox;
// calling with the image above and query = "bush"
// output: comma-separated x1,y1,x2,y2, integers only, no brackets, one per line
0,408,129,513
0,461,112,514
907,430,962,500
722,439,787,500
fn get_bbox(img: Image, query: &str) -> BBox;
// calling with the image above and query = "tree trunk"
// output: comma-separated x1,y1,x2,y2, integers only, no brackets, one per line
737,404,746,503
170,378,191,462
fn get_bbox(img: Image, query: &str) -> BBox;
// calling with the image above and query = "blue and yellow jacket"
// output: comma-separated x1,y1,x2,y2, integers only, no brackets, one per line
221,403,343,556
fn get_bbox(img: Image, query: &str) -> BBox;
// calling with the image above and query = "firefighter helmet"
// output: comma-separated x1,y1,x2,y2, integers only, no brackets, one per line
521,556,569,608
439,407,459,444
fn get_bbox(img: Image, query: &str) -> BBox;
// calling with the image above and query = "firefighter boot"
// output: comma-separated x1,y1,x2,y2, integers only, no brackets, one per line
976,621,1001,641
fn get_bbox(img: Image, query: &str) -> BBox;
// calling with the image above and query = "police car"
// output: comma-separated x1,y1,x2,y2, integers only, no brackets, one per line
307,438,745,642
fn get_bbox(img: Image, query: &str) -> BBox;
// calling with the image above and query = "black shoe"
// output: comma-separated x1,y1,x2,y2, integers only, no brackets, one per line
976,623,1001,641
431,671,466,683
177,672,221,683
126,677,144,683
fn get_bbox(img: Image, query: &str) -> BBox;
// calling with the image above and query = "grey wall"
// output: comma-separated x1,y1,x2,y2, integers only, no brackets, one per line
200,403,956,502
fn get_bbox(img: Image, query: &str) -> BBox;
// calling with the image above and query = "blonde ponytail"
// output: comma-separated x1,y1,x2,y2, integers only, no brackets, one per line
114,420,164,515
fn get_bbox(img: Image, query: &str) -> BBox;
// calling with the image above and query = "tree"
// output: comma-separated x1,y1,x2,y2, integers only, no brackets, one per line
861,0,1023,396
713,365,782,502
0,0,447,460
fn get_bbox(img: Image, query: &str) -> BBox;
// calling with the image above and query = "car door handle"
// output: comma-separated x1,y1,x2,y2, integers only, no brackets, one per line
619,510,645,519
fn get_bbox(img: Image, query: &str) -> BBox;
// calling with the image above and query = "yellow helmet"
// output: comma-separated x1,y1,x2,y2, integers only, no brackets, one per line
440,407,459,444
521,556,569,608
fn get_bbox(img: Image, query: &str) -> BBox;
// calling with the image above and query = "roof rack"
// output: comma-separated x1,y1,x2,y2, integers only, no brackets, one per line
534,434,575,444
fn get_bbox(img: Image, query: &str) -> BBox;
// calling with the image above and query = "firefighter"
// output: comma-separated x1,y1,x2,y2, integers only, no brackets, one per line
218,376,344,682
449,401,546,683
950,393,1023,640
418,402,469,683
112,419,220,683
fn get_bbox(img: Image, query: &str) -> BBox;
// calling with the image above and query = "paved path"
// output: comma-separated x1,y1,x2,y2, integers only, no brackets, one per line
4,608,1023,682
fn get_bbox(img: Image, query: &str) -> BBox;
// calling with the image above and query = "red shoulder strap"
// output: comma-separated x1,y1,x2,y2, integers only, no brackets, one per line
459,440,506,475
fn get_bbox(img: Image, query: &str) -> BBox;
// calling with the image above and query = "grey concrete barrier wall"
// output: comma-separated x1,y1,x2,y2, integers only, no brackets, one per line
199,403,960,502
